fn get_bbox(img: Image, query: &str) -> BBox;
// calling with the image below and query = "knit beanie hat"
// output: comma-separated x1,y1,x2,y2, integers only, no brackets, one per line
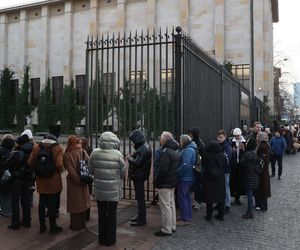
21,129,33,140
233,128,242,136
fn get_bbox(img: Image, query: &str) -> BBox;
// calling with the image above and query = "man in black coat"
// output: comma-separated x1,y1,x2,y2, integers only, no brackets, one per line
127,129,152,226
154,131,180,237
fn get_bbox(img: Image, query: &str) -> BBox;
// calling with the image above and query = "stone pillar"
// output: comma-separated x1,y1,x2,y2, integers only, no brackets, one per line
20,10,29,75
89,0,99,36
214,0,225,63
180,0,189,32
0,14,8,70
253,0,264,100
117,0,126,32
147,0,156,30
41,6,49,87
64,1,73,85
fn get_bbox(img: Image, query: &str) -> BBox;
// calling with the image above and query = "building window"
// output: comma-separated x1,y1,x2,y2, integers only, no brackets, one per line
161,69,174,101
130,71,146,103
52,76,63,104
76,75,86,105
231,64,250,90
102,73,115,105
30,78,40,106
11,79,19,105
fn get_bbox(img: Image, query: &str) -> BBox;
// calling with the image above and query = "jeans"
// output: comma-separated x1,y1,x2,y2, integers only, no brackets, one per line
271,154,283,177
224,173,231,207
97,201,118,246
177,181,192,221
0,191,11,216
157,188,176,234
133,180,146,223
39,193,59,229
11,179,31,227
246,189,254,211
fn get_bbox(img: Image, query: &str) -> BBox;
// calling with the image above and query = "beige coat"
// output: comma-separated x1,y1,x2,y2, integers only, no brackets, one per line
64,145,90,214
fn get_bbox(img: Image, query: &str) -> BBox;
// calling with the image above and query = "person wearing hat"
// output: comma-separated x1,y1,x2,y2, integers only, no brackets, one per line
0,134,15,217
269,129,287,179
254,132,271,211
5,134,34,229
230,128,246,205
28,134,64,234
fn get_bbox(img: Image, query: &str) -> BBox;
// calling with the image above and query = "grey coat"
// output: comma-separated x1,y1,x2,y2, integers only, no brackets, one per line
89,132,126,202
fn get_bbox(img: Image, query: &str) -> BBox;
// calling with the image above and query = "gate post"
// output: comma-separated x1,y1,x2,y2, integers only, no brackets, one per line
174,26,183,140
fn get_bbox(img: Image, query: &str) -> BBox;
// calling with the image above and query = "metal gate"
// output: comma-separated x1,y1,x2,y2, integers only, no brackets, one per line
85,27,250,201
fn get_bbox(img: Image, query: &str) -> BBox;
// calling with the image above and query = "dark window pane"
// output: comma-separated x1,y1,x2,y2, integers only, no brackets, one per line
130,71,146,103
30,78,40,106
102,73,115,105
231,64,250,91
52,76,63,105
76,75,86,105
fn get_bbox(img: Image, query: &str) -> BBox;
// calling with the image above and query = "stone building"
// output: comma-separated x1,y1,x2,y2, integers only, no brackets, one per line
0,0,278,122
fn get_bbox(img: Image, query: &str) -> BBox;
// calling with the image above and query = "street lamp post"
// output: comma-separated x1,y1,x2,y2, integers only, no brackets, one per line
250,0,255,124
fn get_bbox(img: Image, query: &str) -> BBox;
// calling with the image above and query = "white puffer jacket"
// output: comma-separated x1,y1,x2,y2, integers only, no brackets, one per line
88,132,126,201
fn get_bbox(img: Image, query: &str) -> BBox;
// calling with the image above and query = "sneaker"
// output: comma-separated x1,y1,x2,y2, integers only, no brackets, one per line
254,206,261,211
193,202,201,210
270,174,275,177
8,224,20,230
154,230,172,237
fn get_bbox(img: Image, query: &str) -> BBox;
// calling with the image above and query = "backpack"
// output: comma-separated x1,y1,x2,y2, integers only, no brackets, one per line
193,152,202,174
33,143,58,177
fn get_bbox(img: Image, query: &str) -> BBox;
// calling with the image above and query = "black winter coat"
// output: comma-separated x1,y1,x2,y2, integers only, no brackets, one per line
128,130,152,181
0,139,15,192
202,141,226,203
239,150,259,189
155,139,180,189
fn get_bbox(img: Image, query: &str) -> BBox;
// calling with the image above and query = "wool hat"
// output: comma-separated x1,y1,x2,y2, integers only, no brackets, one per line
257,132,269,142
16,134,29,145
21,129,33,140
233,128,242,136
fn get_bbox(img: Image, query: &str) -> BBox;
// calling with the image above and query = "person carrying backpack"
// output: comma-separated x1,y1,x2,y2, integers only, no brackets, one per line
6,134,34,230
28,134,64,234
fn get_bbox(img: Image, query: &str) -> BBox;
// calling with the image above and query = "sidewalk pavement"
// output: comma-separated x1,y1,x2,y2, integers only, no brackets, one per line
0,172,163,250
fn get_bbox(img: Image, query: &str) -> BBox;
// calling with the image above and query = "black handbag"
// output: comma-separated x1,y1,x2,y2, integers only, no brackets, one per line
79,151,93,185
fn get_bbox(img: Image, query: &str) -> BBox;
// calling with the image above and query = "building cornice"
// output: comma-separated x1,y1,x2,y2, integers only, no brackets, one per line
0,0,66,14
271,0,279,23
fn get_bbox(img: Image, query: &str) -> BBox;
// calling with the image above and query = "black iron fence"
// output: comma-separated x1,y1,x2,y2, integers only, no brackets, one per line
85,27,250,201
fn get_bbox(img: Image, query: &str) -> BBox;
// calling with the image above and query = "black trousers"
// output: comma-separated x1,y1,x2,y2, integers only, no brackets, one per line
39,193,59,229
133,180,146,223
271,154,283,177
11,178,31,227
206,202,224,218
97,201,118,246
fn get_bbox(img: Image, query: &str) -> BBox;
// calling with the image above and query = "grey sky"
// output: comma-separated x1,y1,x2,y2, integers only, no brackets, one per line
0,0,299,82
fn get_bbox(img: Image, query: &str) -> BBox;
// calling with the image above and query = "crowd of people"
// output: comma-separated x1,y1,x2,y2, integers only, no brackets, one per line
0,121,299,246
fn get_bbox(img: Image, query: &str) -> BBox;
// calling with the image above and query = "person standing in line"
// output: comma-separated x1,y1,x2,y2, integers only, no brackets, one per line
28,134,64,234
89,132,126,246
216,129,233,214
64,135,90,230
270,129,287,179
187,126,205,210
6,134,33,230
154,131,180,236
176,134,196,225
79,137,93,221
202,141,226,222
230,128,246,205
0,134,15,217
239,139,259,219
126,129,152,226
254,132,271,211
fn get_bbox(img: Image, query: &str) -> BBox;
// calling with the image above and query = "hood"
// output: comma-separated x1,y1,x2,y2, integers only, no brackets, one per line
185,141,197,150
1,138,15,150
99,131,120,150
164,138,180,150
129,129,146,148
206,141,222,154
